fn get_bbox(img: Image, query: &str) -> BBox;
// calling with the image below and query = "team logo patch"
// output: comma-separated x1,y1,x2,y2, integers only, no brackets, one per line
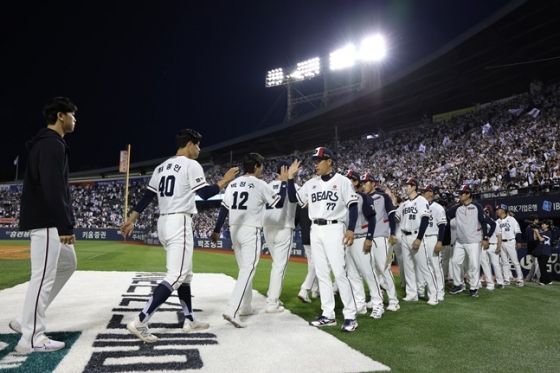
332,185,338,189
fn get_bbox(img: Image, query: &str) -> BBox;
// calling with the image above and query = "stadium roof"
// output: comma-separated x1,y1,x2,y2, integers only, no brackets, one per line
70,0,560,178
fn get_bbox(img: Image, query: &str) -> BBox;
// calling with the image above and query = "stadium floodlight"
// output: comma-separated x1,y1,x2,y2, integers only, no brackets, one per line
287,57,321,81
359,35,386,61
266,68,285,87
329,44,357,70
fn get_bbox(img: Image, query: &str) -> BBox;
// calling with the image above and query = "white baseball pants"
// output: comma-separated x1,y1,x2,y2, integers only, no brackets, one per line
480,244,504,289
401,234,438,303
300,244,318,293
346,237,384,308
263,226,293,307
451,242,482,289
501,240,523,283
372,237,399,304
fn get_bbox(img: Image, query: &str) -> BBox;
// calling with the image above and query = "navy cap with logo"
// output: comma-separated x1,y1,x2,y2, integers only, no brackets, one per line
346,169,361,181
496,203,508,211
276,160,291,174
311,147,334,161
361,173,376,182
422,184,439,193
405,178,419,186
458,185,472,194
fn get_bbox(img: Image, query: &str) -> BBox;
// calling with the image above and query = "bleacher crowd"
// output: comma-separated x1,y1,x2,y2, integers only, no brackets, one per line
1,82,560,238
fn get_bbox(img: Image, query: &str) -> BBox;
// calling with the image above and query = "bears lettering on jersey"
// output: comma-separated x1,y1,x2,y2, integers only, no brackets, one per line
402,206,418,215
311,190,339,203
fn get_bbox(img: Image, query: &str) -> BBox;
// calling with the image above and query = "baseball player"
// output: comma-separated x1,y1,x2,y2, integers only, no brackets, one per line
395,178,439,305
447,185,496,297
211,154,297,328
495,204,524,287
525,214,541,282
362,174,400,311
294,147,359,332
420,184,447,301
297,205,320,303
439,199,453,283
345,170,385,318
263,160,299,313
12,97,78,353
121,129,239,343
480,207,504,290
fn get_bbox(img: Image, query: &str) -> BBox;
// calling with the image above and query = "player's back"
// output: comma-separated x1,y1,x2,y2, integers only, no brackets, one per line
225,175,273,228
263,180,298,229
148,156,206,215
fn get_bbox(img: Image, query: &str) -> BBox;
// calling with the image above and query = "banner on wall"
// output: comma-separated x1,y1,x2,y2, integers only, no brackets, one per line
478,194,560,219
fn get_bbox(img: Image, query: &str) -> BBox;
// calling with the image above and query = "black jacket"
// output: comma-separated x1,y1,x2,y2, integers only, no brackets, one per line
19,128,75,235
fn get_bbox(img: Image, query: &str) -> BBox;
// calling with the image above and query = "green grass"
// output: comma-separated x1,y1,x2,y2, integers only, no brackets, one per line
2,240,560,373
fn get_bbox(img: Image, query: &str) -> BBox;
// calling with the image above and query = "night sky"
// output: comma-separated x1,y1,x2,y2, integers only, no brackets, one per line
1,0,513,182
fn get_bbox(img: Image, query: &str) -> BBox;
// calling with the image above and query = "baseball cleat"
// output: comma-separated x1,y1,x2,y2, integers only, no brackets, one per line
496,284,505,289
402,295,418,302
238,309,259,317
516,281,524,287
340,319,358,332
427,299,438,306
469,289,479,297
450,285,464,294
486,287,495,291
297,289,312,303
9,320,22,334
183,318,210,333
386,303,400,312
127,317,158,343
503,281,511,286
15,338,65,354
370,306,385,319
223,313,247,328
309,316,336,327
265,305,285,314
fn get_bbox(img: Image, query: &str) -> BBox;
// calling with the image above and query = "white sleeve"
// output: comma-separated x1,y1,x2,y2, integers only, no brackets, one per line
296,181,309,206
342,178,359,207
435,205,447,226
419,197,431,218
262,180,281,207
147,171,159,194
189,162,209,192
221,184,233,210
513,219,521,234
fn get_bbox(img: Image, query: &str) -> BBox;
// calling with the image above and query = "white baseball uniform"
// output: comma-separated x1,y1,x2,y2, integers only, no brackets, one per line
263,180,299,309
497,215,523,284
396,194,438,303
222,175,282,317
296,173,359,320
480,218,504,289
418,201,447,300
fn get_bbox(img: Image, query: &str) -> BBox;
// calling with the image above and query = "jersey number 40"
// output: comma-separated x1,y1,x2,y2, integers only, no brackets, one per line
159,175,176,197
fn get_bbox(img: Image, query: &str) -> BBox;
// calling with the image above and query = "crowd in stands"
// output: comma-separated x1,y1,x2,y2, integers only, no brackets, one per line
1,82,559,236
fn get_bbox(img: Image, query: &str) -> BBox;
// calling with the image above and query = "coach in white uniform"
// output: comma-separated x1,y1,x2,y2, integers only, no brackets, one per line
294,147,360,332
480,207,504,290
496,204,524,287
396,178,439,306
122,129,239,343
420,184,447,301
447,185,496,298
263,160,299,313
212,153,296,328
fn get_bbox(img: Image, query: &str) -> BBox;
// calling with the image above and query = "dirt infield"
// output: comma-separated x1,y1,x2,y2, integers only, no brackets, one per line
0,246,30,259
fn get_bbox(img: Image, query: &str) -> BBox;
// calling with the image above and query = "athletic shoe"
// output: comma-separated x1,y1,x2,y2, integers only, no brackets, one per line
366,300,374,309
496,284,505,289
15,338,65,353
238,309,259,316
427,299,438,306
223,313,247,328
417,292,426,299
9,320,22,334
265,305,285,314
486,286,495,291
450,285,464,295
357,305,368,315
437,293,445,301
504,281,511,286
516,281,524,287
386,303,400,312
297,289,312,303
309,316,336,327
403,295,418,302
469,289,479,297
340,319,358,332
183,319,209,333
127,317,158,343
370,306,384,319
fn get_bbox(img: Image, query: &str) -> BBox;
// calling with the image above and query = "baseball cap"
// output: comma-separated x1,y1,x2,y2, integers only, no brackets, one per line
276,160,291,174
361,173,377,182
311,147,334,161
496,203,508,211
457,185,472,194
405,178,419,186
484,204,493,213
346,169,361,181
422,184,439,193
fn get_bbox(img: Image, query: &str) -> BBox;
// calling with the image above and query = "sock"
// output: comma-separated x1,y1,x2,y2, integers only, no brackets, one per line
139,281,173,323
177,283,194,321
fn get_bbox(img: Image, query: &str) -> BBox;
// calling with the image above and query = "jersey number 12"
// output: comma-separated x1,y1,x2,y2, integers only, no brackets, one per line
231,191,248,210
